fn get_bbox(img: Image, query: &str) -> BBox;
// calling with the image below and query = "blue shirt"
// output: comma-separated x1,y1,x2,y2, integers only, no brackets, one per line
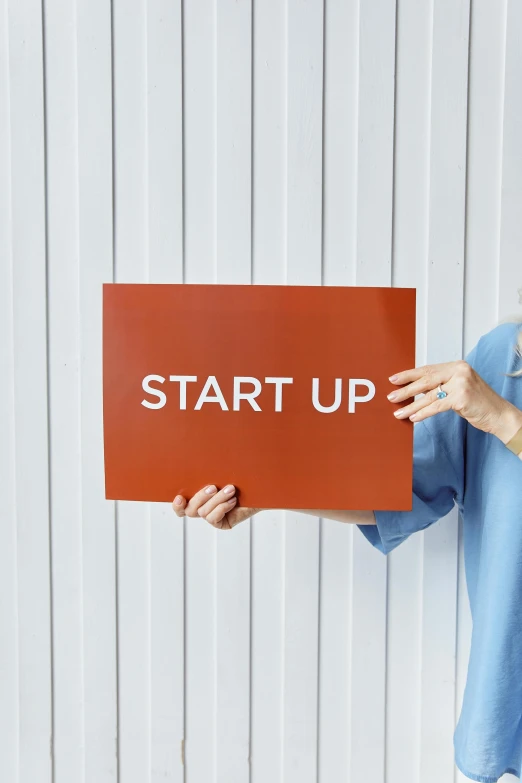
357,321,522,783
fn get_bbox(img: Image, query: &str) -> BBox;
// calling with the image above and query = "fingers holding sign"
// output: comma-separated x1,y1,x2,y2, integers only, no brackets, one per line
387,361,458,423
386,360,513,436
173,484,261,531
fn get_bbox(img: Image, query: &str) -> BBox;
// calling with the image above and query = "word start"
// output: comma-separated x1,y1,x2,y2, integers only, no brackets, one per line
141,375,376,414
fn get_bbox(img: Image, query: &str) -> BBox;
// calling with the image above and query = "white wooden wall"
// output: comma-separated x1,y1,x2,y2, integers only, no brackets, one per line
1,1,521,781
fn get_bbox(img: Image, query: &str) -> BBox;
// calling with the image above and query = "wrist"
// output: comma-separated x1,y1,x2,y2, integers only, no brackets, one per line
492,402,522,446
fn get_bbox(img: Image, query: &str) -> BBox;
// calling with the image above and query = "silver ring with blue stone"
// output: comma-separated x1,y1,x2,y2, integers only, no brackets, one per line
436,384,448,399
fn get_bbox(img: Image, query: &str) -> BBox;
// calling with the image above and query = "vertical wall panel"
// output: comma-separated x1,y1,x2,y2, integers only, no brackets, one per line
0,0,18,780
44,0,83,780
214,1,253,781
146,3,185,782
321,0,358,287
350,2,396,783
356,0,397,283
3,1,522,782
182,0,216,779
388,1,432,781
250,0,285,781
318,2,358,782
77,0,118,780
8,1,53,781
464,0,508,345
112,1,150,782
283,2,324,782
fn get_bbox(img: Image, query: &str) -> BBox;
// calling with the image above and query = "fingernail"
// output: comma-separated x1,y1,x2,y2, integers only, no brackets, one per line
227,497,237,504
387,392,397,401
394,409,406,418
174,495,183,505
389,374,399,382
205,485,217,494
409,414,418,421
223,485,235,494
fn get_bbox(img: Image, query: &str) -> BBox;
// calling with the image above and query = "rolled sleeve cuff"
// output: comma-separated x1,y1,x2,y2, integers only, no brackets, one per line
357,510,406,555
357,490,453,555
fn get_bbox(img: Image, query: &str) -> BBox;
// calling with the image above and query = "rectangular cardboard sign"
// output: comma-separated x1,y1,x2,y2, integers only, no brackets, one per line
103,283,416,510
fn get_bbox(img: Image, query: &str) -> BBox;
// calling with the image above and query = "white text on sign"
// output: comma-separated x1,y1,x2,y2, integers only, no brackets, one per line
141,375,375,413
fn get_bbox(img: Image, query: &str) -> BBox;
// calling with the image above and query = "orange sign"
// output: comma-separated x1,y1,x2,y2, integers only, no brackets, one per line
103,283,415,510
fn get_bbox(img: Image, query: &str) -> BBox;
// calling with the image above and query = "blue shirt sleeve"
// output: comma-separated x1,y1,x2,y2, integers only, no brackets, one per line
357,345,478,555
357,413,466,554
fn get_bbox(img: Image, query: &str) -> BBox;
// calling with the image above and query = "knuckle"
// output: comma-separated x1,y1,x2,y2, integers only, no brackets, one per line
217,501,231,514
212,502,233,524
452,391,465,408
205,507,219,523
456,373,470,392
419,376,431,392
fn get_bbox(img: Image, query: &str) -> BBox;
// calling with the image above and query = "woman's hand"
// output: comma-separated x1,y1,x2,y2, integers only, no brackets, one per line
172,483,262,530
388,360,522,444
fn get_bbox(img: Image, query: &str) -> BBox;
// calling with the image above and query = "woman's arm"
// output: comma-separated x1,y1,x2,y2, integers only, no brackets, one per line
289,509,376,524
172,484,376,529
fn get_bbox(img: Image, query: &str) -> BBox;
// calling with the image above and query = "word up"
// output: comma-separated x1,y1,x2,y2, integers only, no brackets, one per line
141,375,376,413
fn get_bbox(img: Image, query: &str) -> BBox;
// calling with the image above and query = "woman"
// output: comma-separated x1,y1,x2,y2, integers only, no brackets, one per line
172,319,522,783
